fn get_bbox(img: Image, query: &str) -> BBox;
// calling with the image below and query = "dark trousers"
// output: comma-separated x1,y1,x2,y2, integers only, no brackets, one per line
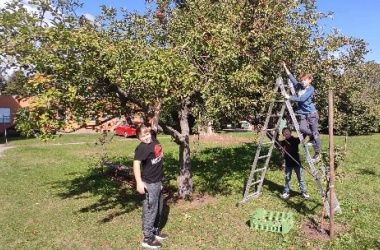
299,112,321,153
142,181,163,240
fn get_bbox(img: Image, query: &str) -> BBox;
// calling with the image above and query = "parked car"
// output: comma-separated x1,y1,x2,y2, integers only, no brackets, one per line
113,123,137,138
239,120,253,130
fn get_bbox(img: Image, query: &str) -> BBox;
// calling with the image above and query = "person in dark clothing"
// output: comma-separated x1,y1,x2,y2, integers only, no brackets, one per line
133,101,168,249
279,127,310,200
281,62,321,162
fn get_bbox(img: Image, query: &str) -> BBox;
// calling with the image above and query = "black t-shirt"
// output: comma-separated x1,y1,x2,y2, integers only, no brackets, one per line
134,131,163,183
280,136,301,167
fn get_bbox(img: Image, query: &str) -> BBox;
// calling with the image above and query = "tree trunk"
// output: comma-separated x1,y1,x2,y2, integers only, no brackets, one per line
176,99,193,200
158,98,194,200
177,135,193,200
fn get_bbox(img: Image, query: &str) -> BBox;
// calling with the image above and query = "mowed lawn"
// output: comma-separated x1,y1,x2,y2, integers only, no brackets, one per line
0,132,379,249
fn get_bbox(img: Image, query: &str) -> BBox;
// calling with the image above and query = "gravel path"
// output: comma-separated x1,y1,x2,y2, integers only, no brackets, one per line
0,144,15,157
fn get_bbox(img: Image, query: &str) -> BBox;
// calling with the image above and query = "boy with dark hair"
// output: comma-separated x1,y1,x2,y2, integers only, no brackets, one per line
133,101,168,249
279,127,310,200
281,62,321,162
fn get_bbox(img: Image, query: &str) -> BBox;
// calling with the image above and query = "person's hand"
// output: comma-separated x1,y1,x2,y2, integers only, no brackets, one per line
282,61,290,75
283,93,290,99
136,181,146,194
155,98,161,110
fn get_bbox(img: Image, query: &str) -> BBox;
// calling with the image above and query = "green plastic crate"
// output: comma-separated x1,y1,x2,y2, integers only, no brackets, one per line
250,208,293,234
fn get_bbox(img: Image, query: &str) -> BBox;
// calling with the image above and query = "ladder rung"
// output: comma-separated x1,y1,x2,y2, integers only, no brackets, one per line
262,141,273,145
243,192,261,201
249,179,263,186
253,167,266,173
257,155,269,160
265,128,276,132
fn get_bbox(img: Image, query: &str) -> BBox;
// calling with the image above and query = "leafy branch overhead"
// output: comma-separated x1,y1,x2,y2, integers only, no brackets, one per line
1,0,376,137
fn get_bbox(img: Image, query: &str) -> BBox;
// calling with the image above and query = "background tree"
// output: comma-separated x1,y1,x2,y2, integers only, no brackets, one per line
0,75,5,95
2,70,29,96
328,61,380,135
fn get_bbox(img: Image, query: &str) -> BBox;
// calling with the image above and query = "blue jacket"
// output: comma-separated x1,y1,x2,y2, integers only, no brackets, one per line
287,74,317,115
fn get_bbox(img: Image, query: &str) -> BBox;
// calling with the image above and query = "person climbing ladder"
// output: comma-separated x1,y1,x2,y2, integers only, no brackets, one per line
281,62,321,162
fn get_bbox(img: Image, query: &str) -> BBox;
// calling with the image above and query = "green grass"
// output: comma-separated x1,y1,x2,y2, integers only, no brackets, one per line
0,132,379,249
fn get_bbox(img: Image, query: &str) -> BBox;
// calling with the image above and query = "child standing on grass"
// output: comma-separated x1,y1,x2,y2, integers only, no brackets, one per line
281,62,321,162
133,101,168,249
279,127,310,200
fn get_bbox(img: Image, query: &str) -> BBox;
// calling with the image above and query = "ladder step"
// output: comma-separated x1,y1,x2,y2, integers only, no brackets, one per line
257,155,269,160
253,167,266,173
262,141,273,146
240,192,261,204
249,180,263,186
265,128,276,132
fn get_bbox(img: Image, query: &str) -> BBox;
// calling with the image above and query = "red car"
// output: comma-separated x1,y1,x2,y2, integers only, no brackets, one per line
113,123,137,138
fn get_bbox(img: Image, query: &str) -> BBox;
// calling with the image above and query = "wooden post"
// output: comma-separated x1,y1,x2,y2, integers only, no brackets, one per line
328,90,335,238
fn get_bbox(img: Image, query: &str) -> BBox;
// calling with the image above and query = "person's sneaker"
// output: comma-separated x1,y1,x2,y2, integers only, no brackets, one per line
306,135,316,146
142,238,162,249
302,192,310,200
280,192,290,199
154,229,168,241
312,153,321,162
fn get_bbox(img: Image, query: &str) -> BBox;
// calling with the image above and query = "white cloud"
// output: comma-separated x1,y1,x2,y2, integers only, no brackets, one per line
83,13,95,22
0,0,8,8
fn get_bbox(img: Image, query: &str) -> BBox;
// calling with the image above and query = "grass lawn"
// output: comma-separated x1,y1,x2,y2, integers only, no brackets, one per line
0,132,379,249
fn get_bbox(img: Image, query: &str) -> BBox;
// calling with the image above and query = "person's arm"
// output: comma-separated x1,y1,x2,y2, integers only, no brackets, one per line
282,62,301,91
133,160,145,194
295,136,301,144
289,86,314,102
287,74,299,86
150,99,161,132
282,61,291,75
281,62,293,99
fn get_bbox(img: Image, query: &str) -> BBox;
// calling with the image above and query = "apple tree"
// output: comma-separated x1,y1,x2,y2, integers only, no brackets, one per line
1,0,374,199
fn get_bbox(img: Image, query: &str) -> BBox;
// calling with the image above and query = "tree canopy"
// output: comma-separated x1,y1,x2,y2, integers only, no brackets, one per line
1,0,379,198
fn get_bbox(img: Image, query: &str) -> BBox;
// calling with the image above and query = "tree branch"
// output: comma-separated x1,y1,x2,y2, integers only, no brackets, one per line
160,123,186,145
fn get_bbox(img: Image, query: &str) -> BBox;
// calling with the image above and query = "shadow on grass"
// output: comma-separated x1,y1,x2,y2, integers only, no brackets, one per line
53,160,172,225
53,167,141,223
263,178,321,216
52,142,293,223
0,134,33,143
357,168,377,176
183,143,284,196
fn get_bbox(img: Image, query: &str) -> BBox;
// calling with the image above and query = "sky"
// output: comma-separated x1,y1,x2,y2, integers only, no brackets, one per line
77,0,380,62
0,0,379,62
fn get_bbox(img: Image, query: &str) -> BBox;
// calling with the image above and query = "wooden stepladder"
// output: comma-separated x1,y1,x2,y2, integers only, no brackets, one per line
238,77,341,217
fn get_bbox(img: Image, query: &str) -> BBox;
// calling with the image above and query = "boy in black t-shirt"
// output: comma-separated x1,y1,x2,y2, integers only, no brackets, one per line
133,101,168,249
279,127,310,200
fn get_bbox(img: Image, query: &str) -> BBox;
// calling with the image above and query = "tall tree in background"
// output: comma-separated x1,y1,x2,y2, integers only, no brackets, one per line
2,70,29,96
328,61,380,135
0,75,5,94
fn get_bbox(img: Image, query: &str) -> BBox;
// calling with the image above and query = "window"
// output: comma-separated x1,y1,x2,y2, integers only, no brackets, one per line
0,108,10,123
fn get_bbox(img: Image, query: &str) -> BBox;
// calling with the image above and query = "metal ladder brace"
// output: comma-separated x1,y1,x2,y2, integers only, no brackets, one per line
238,77,341,217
